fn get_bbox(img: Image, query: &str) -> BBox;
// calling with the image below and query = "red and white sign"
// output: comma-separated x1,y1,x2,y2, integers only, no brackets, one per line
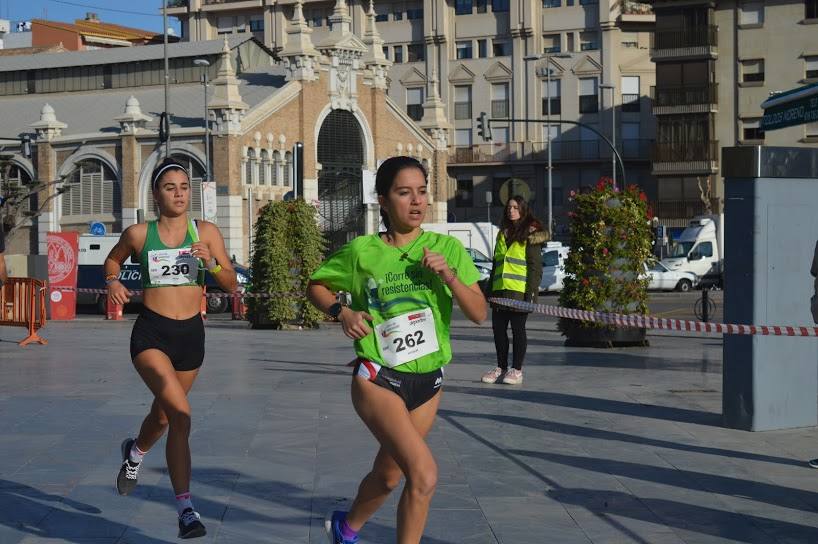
47,231,79,320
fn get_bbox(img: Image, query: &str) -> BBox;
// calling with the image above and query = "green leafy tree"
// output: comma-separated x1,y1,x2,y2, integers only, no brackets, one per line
558,177,653,336
247,199,326,329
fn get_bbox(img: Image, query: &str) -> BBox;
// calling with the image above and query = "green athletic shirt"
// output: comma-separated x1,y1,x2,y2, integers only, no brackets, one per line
311,231,481,374
139,219,205,288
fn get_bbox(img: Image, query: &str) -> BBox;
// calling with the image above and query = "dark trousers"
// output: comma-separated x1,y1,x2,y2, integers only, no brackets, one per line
492,308,529,370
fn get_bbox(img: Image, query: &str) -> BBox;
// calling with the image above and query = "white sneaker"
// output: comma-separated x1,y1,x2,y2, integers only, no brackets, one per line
502,369,523,385
481,366,505,384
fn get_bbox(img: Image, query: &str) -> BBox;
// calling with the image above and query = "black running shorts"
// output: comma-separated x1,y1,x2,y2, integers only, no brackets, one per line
354,359,443,411
130,307,205,371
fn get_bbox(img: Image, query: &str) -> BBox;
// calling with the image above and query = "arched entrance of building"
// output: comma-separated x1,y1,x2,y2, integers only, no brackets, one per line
317,109,365,252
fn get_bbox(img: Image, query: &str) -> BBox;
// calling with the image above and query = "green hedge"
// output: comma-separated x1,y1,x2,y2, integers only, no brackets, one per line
247,199,326,329
558,178,653,333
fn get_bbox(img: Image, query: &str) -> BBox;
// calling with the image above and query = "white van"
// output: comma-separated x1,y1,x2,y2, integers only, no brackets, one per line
661,215,723,286
422,222,498,262
77,234,140,311
540,242,570,293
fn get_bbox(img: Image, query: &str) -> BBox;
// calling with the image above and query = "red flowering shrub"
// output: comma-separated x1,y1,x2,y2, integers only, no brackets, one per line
558,177,653,333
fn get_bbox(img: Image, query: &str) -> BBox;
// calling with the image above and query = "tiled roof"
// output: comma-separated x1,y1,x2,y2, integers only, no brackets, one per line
0,35,254,72
32,18,162,42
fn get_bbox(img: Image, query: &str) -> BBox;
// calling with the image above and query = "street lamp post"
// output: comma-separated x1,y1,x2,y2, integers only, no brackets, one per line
193,58,211,221
485,191,493,254
524,52,571,234
600,84,616,189
162,0,171,158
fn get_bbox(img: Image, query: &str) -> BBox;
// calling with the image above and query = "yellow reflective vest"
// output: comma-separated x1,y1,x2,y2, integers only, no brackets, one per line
492,232,528,293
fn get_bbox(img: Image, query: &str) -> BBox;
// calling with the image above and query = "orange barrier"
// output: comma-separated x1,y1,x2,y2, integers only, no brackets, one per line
0,277,48,346
105,295,123,321
231,289,247,320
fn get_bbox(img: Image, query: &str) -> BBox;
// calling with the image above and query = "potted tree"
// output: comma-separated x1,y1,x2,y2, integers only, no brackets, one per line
247,199,325,329
558,178,653,347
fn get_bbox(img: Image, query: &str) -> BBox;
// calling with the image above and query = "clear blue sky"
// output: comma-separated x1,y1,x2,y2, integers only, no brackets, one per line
2,0,181,34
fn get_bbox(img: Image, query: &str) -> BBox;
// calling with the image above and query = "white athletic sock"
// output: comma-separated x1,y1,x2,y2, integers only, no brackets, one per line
175,492,194,516
128,443,147,464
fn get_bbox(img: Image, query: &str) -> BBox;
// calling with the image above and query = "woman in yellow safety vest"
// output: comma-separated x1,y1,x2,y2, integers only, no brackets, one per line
482,195,549,385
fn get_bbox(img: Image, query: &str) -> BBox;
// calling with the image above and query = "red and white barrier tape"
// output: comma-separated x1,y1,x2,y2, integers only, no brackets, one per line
490,297,818,338
52,287,301,299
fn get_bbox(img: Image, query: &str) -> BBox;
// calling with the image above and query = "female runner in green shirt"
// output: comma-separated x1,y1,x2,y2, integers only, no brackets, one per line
104,158,237,539
308,156,487,544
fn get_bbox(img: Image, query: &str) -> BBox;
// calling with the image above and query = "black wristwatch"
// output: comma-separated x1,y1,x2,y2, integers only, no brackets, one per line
328,302,344,318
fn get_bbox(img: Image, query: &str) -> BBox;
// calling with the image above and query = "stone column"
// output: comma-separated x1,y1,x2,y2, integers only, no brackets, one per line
30,104,65,254
208,38,249,262
115,96,152,228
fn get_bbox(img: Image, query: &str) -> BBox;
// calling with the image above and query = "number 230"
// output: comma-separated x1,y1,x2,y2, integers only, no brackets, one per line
393,331,425,352
161,263,190,276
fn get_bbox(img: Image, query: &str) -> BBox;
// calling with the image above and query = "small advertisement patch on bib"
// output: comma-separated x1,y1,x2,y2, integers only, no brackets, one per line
375,307,440,368
148,248,200,286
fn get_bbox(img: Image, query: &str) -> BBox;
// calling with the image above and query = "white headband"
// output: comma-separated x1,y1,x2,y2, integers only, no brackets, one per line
152,163,189,189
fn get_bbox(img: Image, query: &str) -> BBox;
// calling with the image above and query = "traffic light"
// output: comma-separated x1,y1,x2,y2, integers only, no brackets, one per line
476,112,492,142
21,134,31,159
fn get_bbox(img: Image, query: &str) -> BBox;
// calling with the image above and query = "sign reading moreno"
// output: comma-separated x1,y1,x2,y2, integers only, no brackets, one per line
761,83,818,131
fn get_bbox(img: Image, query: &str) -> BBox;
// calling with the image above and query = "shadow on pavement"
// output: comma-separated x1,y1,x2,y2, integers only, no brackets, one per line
0,479,170,543
512,449,818,515
444,384,721,427
547,487,818,543
439,409,802,468
117,474,469,544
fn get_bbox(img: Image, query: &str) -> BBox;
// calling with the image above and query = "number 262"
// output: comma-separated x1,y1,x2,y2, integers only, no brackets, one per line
393,331,425,352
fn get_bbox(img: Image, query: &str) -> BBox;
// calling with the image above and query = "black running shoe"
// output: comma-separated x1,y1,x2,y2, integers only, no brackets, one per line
116,438,140,496
809,458,818,469
178,508,207,539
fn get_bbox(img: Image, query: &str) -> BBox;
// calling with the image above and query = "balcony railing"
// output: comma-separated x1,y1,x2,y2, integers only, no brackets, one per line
448,139,654,164
651,85,718,108
621,94,640,112
454,102,472,120
655,199,720,225
622,0,653,15
621,139,653,159
167,0,188,6
407,104,424,121
651,25,718,52
491,100,509,118
652,140,719,163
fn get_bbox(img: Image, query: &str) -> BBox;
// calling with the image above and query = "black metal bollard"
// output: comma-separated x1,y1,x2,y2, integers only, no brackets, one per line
702,288,710,323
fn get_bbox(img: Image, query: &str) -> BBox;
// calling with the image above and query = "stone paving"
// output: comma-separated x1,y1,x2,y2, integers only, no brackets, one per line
0,307,817,544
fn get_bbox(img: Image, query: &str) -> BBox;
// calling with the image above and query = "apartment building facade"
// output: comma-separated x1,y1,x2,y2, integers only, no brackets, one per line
652,0,818,226
166,0,656,233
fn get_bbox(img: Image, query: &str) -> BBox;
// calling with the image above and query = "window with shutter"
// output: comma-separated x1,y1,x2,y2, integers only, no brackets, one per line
246,148,256,185
806,56,818,79
621,76,640,112
284,152,293,186
259,150,269,185
272,151,281,186
61,159,119,220
579,78,599,113
740,1,764,25
741,59,764,83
